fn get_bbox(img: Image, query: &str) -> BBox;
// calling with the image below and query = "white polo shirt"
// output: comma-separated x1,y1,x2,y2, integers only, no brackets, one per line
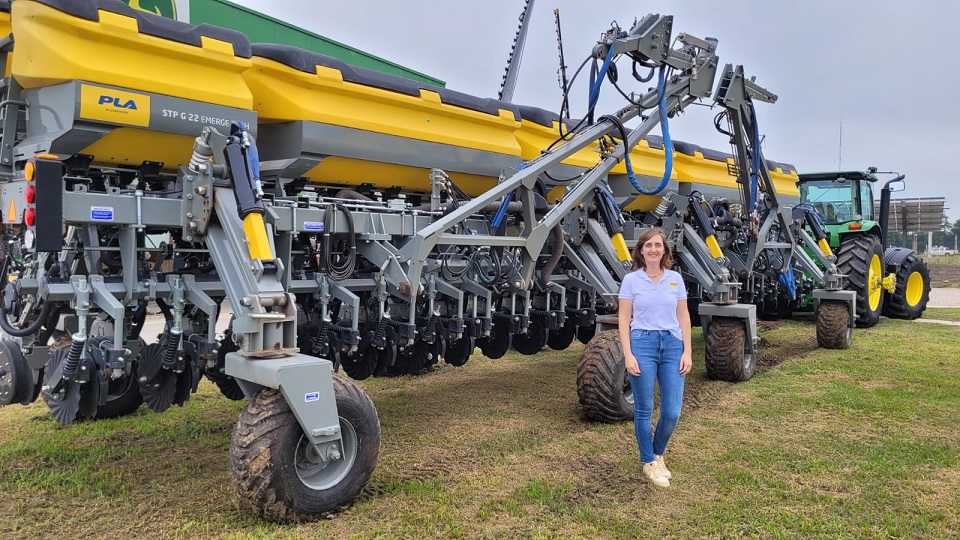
618,268,687,340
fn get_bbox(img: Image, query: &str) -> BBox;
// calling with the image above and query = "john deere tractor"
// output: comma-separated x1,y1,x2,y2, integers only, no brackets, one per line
798,168,930,327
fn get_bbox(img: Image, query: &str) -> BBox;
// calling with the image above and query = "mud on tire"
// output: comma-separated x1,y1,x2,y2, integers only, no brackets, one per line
230,375,380,522
816,300,851,349
704,317,754,382
577,330,632,423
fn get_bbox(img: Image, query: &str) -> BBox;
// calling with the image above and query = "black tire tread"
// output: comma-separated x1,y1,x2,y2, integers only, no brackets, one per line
884,254,930,320
816,301,851,349
837,235,884,328
230,375,380,522
576,330,632,423
704,317,753,382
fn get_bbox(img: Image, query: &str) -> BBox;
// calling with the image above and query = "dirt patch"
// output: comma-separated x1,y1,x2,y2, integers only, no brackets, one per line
562,455,650,504
755,334,818,370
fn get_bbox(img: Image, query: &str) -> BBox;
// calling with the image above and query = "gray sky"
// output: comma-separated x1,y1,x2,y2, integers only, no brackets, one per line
231,0,957,223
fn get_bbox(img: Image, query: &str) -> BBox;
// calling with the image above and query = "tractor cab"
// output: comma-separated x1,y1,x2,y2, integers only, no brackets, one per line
797,170,879,233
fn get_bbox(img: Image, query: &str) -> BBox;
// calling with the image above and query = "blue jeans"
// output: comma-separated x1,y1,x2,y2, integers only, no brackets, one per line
628,329,685,464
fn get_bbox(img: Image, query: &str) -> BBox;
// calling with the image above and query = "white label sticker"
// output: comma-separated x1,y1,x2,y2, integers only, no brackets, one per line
305,392,320,402
90,206,114,221
304,221,324,232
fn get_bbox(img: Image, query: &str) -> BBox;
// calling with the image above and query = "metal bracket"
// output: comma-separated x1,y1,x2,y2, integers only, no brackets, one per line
698,303,758,359
813,289,857,329
225,352,342,447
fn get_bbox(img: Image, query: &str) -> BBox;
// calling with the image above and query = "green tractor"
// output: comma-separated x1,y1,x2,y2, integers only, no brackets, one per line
797,168,930,327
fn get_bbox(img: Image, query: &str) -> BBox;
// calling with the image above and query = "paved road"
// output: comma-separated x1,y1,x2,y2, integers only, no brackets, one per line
929,287,960,308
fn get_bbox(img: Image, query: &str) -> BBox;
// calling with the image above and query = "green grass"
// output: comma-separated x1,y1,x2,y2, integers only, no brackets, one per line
925,308,960,322
926,254,960,265
2,311,959,538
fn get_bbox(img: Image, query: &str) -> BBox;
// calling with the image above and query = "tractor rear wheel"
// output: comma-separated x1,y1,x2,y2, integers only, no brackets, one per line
883,253,930,320
837,235,885,328
816,300,852,349
230,375,380,522
577,330,633,423
704,317,755,382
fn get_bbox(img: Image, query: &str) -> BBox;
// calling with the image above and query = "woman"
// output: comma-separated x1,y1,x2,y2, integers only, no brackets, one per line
618,227,692,487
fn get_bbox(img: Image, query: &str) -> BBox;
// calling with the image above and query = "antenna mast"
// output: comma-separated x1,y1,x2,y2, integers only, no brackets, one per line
554,8,570,119
498,0,535,103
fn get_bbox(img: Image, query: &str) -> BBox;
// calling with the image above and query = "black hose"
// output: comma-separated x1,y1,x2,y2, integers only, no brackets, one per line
334,189,374,202
539,226,565,289
0,301,55,337
322,203,357,281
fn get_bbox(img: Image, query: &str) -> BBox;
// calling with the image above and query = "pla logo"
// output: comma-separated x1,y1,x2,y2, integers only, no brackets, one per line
123,0,177,19
80,85,150,127
98,95,138,110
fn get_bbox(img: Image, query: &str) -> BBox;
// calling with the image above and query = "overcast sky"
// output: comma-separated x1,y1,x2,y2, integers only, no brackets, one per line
231,0,957,223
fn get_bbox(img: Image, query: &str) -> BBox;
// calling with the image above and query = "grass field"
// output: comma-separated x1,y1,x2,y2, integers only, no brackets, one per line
2,311,959,539
926,254,960,265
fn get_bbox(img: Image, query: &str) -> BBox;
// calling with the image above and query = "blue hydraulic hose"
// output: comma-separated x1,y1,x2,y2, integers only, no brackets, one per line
623,66,673,196
492,162,529,229
588,44,617,117
491,190,513,229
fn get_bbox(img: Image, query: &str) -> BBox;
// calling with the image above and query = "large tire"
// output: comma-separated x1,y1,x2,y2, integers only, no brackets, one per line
576,330,632,423
704,317,755,382
230,375,380,522
837,235,884,328
816,300,851,349
884,254,930,320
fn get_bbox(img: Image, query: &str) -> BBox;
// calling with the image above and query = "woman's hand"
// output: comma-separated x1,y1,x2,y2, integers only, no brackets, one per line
625,353,640,376
679,349,692,376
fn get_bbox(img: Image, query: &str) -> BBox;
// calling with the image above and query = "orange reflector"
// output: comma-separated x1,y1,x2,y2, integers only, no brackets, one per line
24,161,35,182
848,223,862,230
25,185,36,205
24,208,35,227
34,153,58,160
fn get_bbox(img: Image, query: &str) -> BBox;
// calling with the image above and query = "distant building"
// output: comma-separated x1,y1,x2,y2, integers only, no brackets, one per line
120,0,444,86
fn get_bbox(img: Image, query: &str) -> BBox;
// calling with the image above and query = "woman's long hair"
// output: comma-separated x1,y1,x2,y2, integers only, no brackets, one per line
630,228,673,271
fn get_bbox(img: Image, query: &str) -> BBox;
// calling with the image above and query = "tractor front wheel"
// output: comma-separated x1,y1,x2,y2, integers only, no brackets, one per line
837,235,885,328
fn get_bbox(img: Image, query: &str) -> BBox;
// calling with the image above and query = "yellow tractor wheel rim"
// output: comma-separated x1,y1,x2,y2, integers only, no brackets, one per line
905,271,924,307
868,254,882,311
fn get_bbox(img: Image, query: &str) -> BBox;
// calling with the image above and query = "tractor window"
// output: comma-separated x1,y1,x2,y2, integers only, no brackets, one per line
859,181,875,221
799,179,855,224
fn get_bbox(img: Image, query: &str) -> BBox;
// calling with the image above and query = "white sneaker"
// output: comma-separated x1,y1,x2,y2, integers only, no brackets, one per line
643,461,670,487
655,455,672,480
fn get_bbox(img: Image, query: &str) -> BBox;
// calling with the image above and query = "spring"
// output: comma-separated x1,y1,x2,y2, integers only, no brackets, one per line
162,329,182,369
188,129,214,172
371,318,388,349
62,336,86,378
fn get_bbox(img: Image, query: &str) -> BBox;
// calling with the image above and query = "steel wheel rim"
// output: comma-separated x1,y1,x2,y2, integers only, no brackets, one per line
622,372,634,406
868,254,882,310
905,271,924,307
295,417,358,491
